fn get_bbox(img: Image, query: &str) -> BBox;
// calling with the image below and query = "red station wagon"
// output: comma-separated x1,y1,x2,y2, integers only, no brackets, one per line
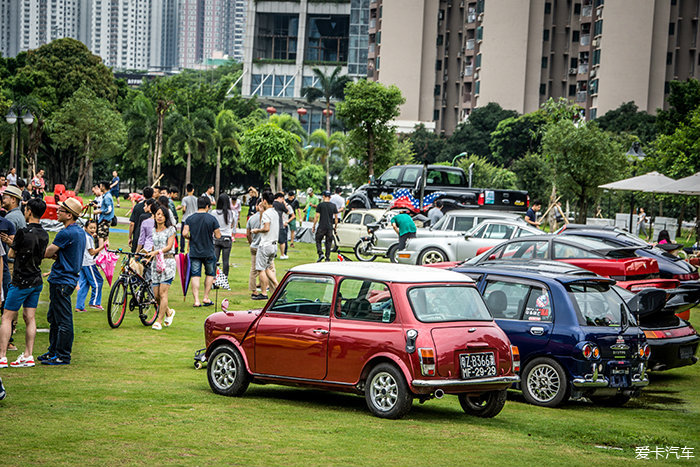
203,262,520,419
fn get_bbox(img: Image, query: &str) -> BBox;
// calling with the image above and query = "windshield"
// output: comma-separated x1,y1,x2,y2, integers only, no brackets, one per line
431,214,449,230
567,282,635,327
408,286,492,322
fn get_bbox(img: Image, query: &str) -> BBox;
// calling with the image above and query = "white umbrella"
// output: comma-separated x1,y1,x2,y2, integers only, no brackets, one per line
598,171,677,193
656,172,700,196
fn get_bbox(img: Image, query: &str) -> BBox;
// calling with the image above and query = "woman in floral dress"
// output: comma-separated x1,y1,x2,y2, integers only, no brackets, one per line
148,206,176,330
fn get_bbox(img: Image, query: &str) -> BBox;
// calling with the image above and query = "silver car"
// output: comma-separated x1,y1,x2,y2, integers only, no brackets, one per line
397,219,541,265
371,209,527,262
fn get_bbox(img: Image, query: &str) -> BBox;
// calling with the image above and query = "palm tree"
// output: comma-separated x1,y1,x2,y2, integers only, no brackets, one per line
165,111,196,185
123,93,157,184
301,66,351,189
213,109,241,196
308,129,345,190
269,113,307,191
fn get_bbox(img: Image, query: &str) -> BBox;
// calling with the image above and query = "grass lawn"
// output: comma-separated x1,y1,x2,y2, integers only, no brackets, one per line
0,230,698,466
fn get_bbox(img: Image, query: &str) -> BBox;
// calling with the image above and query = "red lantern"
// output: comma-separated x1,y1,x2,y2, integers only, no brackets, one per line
266,106,277,115
297,107,307,116
322,109,333,116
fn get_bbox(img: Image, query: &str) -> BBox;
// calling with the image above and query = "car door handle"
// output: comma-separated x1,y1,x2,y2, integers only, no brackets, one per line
312,328,329,335
529,326,545,336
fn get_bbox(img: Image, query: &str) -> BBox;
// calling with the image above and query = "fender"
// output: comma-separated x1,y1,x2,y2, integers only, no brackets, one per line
347,192,372,210
358,351,413,386
206,335,253,374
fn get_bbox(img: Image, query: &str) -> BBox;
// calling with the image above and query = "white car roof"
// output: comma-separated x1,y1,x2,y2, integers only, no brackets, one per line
290,262,474,283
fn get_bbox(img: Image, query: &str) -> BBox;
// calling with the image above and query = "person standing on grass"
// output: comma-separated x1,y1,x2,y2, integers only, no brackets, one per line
273,192,293,260
212,194,234,277
129,186,154,252
246,201,271,299
202,184,215,204
183,196,221,307
330,187,345,222
0,214,16,352
305,187,319,222
312,191,338,262
94,181,114,248
40,197,85,366
230,195,241,239
30,169,45,198
251,191,278,300
110,171,120,208
17,179,31,205
0,199,46,368
158,195,177,226
147,206,176,330
75,220,105,313
179,184,197,253
136,198,157,254
286,191,299,247
3,185,27,232
167,187,179,226
246,187,259,220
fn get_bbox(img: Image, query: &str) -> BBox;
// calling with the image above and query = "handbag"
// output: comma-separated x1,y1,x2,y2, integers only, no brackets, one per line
213,267,230,290
111,216,118,226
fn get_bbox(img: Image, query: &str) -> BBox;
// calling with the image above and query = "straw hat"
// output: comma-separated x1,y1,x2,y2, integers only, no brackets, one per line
60,197,83,217
3,185,22,200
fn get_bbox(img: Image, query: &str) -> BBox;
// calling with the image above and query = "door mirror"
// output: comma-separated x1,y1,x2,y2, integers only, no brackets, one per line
369,175,376,184
464,233,471,240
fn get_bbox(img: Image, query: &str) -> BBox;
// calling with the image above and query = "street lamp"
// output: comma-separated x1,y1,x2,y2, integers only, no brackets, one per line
626,142,646,232
5,105,34,175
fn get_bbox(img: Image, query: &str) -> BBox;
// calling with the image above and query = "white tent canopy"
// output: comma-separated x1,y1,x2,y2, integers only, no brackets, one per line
599,171,677,193
656,172,700,196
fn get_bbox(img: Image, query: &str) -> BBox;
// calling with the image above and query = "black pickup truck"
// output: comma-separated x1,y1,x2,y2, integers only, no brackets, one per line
346,164,529,212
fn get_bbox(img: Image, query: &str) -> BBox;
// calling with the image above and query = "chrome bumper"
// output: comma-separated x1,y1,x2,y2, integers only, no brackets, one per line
412,375,519,387
572,362,649,388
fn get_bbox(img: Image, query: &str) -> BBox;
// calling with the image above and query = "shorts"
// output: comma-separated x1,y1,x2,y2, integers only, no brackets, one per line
190,257,216,277
255,243,277,271
152,278,173,286
289,219,297,231
4,283,43,311
278,226,288,245
97,220,111,239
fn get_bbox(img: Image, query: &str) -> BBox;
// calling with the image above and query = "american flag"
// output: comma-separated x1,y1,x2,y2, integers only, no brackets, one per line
390,189,445,212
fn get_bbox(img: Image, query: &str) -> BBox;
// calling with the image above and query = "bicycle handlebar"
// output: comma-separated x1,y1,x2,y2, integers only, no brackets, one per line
106,248,147,258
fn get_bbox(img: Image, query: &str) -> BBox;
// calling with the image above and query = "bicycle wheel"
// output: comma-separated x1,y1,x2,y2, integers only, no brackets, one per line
107,278,128,328
138,282,159,326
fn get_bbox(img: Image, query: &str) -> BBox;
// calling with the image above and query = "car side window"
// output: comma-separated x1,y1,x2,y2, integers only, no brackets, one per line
426,170,442,185
523,287,553,322
344,212,363,225
336,278,395,323
470,224,487,238
483,224,514,239
553,242,599,259
515,228,535,237
379,167,402,185
402,167,422,185
453,216,474,231
500,241,549,260
362,214,377,226
268,276,336,317
483,281,530,319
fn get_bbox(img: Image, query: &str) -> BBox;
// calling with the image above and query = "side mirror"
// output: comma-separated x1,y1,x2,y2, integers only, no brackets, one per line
464,234,471,240
369,175,376,184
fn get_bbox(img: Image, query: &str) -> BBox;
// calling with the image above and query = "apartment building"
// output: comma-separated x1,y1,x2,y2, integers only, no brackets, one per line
241,0,369,133
370,0,700,135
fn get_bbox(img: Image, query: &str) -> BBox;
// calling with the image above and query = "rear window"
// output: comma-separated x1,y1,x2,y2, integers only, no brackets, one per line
407,285,492,322
567,282,632,327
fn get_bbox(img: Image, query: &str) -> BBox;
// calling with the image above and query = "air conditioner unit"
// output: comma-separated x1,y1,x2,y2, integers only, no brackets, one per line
477,13,484,21
590,68,597,78
568,68,577,74
592,38,600,47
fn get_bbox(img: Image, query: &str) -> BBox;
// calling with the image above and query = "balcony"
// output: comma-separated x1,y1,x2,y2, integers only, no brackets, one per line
580,34,590,46
466,39,475,50
369,19,376,30
582,5,592,17
578,63,589,74
464,65,473,76
576,91,587,102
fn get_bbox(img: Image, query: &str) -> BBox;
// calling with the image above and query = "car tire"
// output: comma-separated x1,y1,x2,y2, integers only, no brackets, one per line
418,247,448,265
365,363,413,419
387,245,399,263
354,239,377,262
458,389,508,418
589,393,632,407
207,344,250,397
521,357,570,407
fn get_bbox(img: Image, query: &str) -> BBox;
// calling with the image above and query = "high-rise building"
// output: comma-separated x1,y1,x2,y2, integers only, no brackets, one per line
371,0,700,135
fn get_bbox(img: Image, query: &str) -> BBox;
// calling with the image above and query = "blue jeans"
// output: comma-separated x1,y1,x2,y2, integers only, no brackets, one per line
47,282,76,362
76,265,104,309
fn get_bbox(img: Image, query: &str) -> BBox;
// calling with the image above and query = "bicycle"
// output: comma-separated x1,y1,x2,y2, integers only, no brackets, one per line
105,249,159,328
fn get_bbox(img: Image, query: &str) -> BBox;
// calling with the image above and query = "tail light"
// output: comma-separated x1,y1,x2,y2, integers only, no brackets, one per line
511,345,520,373
639,344,651,359
526,195,530,208
673,273,699,281
582,343,600,360
418,348,436,376
477,193,484,206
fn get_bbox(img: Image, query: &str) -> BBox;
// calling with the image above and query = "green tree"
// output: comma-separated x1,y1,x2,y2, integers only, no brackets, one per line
336,79,405,177
542,120,625,223
122,92,157,184
295,163,326,193
595,101,657,143
241,123,300,192
656,78,700,135
406,124,445,164
269,113,306,190
511,152,554,203
456,155,517,190
51,86,126,193
489,112,548,167
165,109,215,186
438,102,518,162
213,109,241,196
308,129,345,190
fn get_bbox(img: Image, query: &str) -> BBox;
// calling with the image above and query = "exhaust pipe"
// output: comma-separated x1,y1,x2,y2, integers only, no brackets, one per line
434,389,444,399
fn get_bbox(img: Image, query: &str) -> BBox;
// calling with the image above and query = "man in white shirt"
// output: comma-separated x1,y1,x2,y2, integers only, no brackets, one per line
251,191,279,299
330,187,345,222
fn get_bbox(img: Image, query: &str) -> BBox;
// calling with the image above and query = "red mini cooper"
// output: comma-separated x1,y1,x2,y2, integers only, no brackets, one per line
203,262,519,419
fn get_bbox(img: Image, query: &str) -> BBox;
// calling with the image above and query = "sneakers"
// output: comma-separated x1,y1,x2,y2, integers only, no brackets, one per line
90,305,104,311
0,357,7,369
152,322,162,330
251,294,268,301
37,352,53,362
10,354,34,368
164,309,175,327
317,256,324,262
41,356,70,365
280,255,289,260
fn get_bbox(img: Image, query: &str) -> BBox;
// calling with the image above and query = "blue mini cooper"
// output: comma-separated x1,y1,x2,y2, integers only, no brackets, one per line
450,260,651,407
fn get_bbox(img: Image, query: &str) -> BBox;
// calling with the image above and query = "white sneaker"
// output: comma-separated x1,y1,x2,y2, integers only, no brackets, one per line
0,357,7,369
280,255,289,260
10,354,34,368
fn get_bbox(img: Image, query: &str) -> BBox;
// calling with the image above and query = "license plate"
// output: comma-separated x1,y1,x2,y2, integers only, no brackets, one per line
679,346,694,360
611,367,629,375
460,352,497,379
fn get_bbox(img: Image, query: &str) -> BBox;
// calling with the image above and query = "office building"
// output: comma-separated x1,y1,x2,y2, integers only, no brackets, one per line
370,0,700,134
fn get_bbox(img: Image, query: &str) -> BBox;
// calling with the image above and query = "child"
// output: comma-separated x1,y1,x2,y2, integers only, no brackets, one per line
76,220,105,312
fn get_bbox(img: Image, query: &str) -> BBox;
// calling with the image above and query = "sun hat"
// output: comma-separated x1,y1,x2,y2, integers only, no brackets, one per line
3,185,22,200
60,197,83,217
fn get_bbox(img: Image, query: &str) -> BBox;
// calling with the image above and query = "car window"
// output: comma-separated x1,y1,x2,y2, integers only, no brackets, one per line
379,167,402,185
408,286,492,322
268,275,335,316
362,214,377,225
523,287,553,322
553,242,600,259
426,170,442,185
483,281,530,319
453,216,475,231
497,241,549,260
336,279,395,323
468,223,487,238
515,228,535,237
402,167,422,185
567,282,630,327
483,224,514,240
344,212,363,225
